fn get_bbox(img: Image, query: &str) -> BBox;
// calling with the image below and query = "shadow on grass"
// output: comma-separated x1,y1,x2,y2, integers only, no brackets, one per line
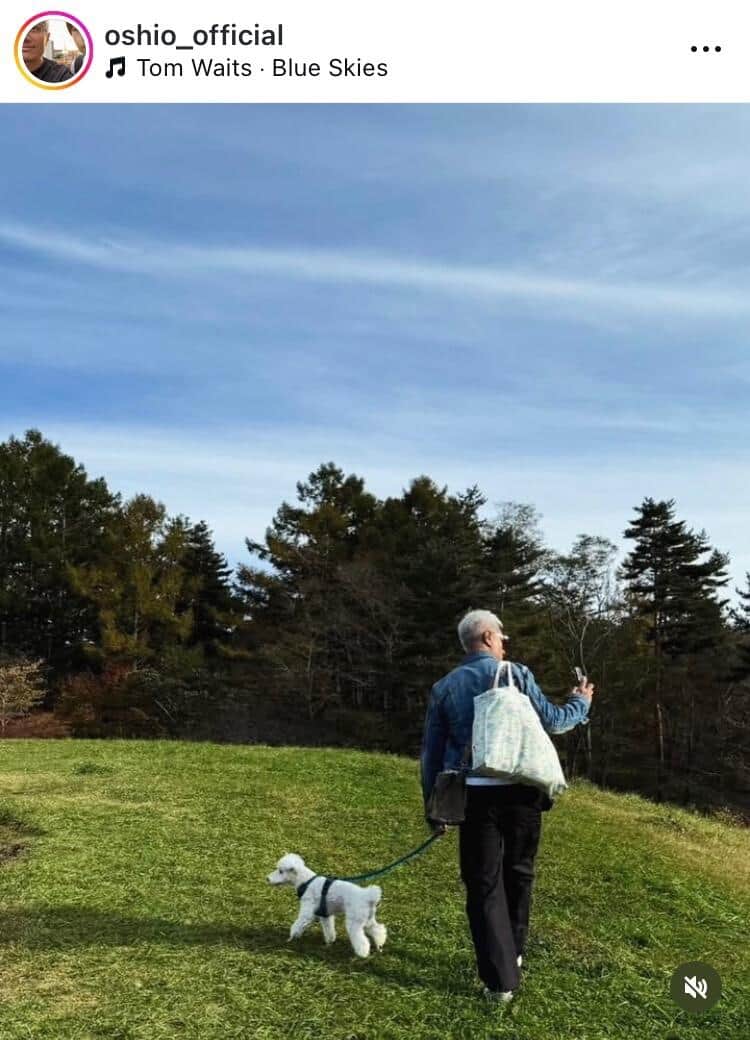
0,808,45,837
0,808,45,866
0,843,27,864
0,907,471,993
0,907,274,951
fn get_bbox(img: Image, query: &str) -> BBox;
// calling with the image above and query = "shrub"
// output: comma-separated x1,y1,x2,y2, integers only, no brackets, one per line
3,712,70,739
57,665,167,738
0,658,46,735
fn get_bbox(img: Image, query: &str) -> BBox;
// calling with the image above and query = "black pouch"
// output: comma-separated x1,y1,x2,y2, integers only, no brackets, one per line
426,769,467,826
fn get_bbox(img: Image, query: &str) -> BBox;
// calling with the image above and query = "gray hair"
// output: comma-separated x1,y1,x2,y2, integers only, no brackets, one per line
457,609,504,652
33,19,49,32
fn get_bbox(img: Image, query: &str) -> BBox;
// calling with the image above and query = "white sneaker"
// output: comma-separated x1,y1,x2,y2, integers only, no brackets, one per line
517,955,523,967
482,987,514,1004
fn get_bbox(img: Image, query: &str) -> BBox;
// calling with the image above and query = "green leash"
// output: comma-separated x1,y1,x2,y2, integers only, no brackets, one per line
331,832,442,884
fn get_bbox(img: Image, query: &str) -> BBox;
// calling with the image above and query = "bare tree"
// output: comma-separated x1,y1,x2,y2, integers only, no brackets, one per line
541,536,623,778
542,535,623,674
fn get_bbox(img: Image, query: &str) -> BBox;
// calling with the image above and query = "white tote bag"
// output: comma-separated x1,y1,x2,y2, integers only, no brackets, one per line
471,660,568,799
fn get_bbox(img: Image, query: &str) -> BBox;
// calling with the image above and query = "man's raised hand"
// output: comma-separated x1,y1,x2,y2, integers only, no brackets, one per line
575,680,595,703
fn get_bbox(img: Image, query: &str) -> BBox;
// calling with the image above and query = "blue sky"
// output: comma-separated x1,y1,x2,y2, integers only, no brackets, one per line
1,104,748,593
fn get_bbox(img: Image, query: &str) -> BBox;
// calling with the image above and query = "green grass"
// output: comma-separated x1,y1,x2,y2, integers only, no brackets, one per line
0,740,747,1040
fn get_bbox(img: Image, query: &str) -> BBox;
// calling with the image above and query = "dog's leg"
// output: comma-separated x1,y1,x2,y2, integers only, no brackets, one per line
320,915,336,945
365,917,387,952
345,915,371,958
289,906,315,941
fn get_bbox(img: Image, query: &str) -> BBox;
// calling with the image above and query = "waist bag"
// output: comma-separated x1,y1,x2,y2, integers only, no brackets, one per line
471,660,568,799
425,768,467,826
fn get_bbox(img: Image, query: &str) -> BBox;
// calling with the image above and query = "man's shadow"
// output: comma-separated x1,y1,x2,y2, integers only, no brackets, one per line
0,907,472,994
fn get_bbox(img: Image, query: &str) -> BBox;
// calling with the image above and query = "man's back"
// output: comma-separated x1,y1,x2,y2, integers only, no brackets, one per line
421,651,589,806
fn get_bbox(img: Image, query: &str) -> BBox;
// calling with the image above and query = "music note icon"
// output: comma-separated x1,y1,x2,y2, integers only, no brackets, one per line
106,56,126,78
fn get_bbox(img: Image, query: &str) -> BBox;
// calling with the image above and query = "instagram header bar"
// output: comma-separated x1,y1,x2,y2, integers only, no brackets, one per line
2,0,749,102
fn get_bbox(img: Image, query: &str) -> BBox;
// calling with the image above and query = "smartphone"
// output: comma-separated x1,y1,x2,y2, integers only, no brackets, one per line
574,667,586,684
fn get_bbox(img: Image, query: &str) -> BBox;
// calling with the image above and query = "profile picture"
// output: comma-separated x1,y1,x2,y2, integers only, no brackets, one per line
15,13,92,89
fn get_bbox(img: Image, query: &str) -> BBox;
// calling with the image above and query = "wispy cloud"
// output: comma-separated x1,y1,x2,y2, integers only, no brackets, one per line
1,221,747,319
2,105,749,600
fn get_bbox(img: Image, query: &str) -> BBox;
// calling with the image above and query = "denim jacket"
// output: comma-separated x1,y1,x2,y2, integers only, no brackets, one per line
420,652,590,805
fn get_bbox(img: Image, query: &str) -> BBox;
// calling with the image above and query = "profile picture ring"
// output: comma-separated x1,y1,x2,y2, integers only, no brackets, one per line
15,11,93,89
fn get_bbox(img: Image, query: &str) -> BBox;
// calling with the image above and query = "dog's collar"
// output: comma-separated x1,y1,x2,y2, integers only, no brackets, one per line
296,875,319,900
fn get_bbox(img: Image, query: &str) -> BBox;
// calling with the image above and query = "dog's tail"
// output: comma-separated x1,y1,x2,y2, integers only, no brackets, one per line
365,885,382,913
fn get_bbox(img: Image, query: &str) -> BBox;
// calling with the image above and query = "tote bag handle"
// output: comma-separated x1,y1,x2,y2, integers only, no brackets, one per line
492,658,516,690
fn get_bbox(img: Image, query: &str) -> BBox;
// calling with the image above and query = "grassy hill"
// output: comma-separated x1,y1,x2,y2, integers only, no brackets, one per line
0,740,747,1040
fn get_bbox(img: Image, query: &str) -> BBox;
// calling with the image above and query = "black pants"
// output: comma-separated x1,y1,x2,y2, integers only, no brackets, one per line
458,783,548,992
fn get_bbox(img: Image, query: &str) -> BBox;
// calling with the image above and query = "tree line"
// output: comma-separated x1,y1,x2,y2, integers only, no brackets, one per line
1,430,748,817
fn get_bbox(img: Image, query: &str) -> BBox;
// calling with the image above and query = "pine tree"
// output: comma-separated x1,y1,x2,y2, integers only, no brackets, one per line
236,463,379,718
249,462,378,574
622,497,729,801
0,430,118,672
69,495,193,667
622,498,729,658
373,480,481,645
236,465,488,722
730,573,750,682
179,520,240,657
732,574,750,632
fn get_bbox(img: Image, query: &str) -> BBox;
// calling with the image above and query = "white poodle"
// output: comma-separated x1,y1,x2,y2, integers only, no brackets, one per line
267,853,388,958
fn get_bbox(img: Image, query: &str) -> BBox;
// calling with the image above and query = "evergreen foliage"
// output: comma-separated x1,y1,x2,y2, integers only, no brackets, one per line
179,520,241,657
734,574,750,632
68,495,194,667
1,433,747,816
0,430,118,674
622,497,729,658
730,573,750,684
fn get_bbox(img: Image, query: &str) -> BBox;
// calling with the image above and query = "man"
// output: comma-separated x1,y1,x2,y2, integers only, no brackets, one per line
421,609,594,1003
21,22,72,83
